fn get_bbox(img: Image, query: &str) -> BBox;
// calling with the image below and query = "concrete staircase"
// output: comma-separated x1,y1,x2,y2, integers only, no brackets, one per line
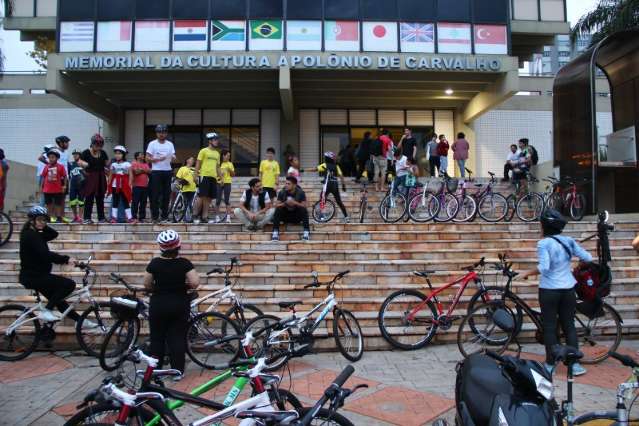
3,174,639,351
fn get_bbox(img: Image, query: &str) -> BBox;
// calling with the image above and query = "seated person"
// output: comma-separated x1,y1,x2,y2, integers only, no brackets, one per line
234,178,275,231
503,144,520,181
271,176,310,242
511,138,532,183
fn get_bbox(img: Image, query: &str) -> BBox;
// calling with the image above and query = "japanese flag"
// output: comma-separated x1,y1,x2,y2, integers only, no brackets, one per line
362,22,398,52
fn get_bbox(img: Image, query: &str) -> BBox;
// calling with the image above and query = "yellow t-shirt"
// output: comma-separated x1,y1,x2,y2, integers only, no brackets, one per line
197,147,220,179
317,163,343,177
259,159,280,188
220,161,234,184
175,166,196,192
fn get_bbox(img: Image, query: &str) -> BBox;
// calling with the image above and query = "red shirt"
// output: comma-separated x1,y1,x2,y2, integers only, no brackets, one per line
131,161,150,187
437,140,450,156
379,135,393,157
41,163,67,194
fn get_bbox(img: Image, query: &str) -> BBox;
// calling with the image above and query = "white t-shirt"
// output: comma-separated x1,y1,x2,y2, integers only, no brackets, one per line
111,161,131,187
507,150,521,163
146,139,175,171
58,149,70,173
395,155,409,177
240,191,271,213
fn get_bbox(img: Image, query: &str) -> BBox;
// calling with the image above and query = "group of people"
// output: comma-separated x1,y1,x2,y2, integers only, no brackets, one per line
502,137,539,182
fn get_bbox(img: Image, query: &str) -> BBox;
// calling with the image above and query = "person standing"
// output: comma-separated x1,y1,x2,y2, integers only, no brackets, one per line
437,134,450,176
355,132,373,183
0,148,9,213
175,157,197,223
371,130,392,192
107,146,134,223
398,128,418,163
271,176,310,242
503,144,521,181
287,156,302,184
194,132,221,224
426,134,440,177
68,149,85,223
41,149,68,223
393,149,410,196
216,150,235,223
146,124,176,223
259,147,280,200
234,178,275,231
144,230,199,374
131,152,151,222
317,151,349,223
452,132,470,178
54,136,71,223
78,134,109,224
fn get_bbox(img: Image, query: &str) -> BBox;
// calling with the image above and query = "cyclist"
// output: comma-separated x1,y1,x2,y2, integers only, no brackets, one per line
107,146,134,223
194,132,221,224
317,151,349,223
175,157,197,222
144,230,199,375
19,206,83,323
519,209,592,376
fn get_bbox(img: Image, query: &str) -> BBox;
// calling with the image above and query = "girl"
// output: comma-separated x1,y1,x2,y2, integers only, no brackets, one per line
216,150,235,223
175,157,197,222
107,146,134,223
287,156,302,184
144,230,199,374
78,134,109,224
317,151,349,223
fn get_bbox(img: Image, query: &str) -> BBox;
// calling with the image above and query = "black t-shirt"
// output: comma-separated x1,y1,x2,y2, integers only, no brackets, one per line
81,149,109,172
145,257,194,296
402,137,417,158
277,186,306,210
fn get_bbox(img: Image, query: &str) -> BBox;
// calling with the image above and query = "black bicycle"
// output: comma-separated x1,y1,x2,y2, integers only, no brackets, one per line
0,211,12,247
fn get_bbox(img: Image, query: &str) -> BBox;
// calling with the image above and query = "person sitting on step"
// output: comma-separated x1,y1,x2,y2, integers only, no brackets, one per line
271,175,310,241
234,178,275,231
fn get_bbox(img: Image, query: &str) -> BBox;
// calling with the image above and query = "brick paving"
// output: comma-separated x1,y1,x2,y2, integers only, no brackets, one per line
2,341,639,426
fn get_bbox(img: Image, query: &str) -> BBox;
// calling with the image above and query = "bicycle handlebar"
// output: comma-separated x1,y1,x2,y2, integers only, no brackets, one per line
460,257,485,271
207,257,240,276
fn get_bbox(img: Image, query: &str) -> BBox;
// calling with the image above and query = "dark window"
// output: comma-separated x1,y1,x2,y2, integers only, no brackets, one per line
249,0,283,18
173,0,209,19
98,0,133,20
437,0,470,21
287,0,322,19
325,0,359,20
59,0,95,20
212,0,247,19
361,0,398,19
473,0,508,23
136,0,170,19
397,0,435,21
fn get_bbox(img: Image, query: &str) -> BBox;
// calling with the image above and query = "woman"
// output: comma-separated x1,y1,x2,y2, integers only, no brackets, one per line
19,206,81,323
78,134,109,224
175,157,197,223
143,230,199,374
520,209,592,376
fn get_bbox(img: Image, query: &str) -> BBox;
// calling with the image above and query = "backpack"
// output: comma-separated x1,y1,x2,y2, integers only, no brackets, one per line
370,138,383,156
529,145,539,165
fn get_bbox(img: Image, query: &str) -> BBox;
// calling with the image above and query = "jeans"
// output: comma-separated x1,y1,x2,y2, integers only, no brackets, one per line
150,171,172,220
272,206,310,231
503,163,514,180
428,156,440,177
457,160,466,177
131,186,148,220
149,294,189,373
234,208,275,228
439,156,448,175
539,287,578,364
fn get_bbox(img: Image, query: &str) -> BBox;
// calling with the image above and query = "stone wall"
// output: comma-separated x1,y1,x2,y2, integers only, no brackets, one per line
4,160,37,213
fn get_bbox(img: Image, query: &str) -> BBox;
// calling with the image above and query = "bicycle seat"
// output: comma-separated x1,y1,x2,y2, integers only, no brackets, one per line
413,270,435,278
279,301,303,309
551,345,583,366
236,410,298,423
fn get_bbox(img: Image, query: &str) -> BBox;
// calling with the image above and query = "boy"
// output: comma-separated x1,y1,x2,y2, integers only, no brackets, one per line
68,149,85,223
259,147,280,200
131,152,151,222
41,149,68,223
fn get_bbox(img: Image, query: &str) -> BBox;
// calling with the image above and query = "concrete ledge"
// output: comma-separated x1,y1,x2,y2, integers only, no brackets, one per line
510,20,570,35
4,160,36,213
3,17,56,33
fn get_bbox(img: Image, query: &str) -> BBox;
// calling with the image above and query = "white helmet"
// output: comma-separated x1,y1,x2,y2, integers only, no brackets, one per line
157,229,181,252
113,145,127,153
43,144,55,152
206,132,219,140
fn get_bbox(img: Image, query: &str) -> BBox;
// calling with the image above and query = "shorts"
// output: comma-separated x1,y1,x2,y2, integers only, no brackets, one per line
44,193,64,206
69,184,85,206
199,176,218,198
372,156,387,179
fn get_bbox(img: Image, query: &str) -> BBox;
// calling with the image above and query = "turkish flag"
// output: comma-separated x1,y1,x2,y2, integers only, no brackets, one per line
334,21,358,41
474,24,507,54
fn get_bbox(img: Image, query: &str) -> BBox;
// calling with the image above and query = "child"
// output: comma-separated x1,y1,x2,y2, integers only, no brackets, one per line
68,149,86,223
107,146,134,223
41,149,68,223
131,152,151,223
216,150,235,223
175,157,197,222
317,151,349,223
287,156,303,184
259,147,280,200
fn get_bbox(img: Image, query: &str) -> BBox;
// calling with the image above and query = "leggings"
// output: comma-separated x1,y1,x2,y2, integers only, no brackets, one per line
216,183,232,207
149,295,189,373
112,192,130,210
131,187,148,220
326,182,348,217
539,287,578,364
22,274,80,321
84,194,105,221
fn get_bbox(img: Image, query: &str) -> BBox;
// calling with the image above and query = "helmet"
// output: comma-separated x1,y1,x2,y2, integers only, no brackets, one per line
43,144,55,153
155,124,168,133
324,151,336,160
157,229,181,252
55,135,70,146
113,145,127,154
206,132,219,140
91,134,104,146
72,149,82,155
27,205,49,220
540,209,567,234
47,148,61,158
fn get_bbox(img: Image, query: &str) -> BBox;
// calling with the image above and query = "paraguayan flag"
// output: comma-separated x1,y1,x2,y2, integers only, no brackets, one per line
173,20,208,51
286,21,322,51
60,21,95,52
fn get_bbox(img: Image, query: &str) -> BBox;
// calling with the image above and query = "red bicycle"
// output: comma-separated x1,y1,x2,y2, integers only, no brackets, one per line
547,176,588,221
377,258,488,350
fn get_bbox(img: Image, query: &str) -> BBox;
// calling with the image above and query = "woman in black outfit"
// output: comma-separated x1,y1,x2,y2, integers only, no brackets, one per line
78,134,109,224
143,229,199,374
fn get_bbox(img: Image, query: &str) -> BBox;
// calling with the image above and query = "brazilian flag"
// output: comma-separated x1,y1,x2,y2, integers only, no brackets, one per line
250,20,282,39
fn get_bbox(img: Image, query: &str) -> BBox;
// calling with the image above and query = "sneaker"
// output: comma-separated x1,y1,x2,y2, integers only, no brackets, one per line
82,219,94,225
152,219,160,224
271,230,280,241
38,308,61,322
543,362,555,375
215,215,221,223
82,319,99,329
128,218,137,224
302,230,310,241
207,218,217,224
50,217,57,223
193,218,201,224
572,363,587,376
110,218,118,224
60,217,71,224
98,219,108,224
342,216,350,224
225,216,232,224
72,216,82,224
160,218,170,224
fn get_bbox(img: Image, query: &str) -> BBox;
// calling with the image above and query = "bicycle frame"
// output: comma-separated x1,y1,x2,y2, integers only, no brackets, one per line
268,293,338,345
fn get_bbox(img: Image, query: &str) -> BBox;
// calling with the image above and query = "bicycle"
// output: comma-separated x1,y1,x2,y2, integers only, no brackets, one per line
357,181,372,223
312,170,337,223
245,270,364,371
409,173,459,223
0,257,119,361
505,172,545,222
379,175,409,223
171,181,199,223
0,210,13,247
377,257,488,350
552,176,589,221
452,169,509,222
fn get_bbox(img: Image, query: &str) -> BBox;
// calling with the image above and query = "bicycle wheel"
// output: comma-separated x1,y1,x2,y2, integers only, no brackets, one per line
172,193,186,222
0,304,40,361
333,309,364,362
477,193,509,222
575,302,622,364
186,311,242,369
378,290,438,350
297,407,355,426
452,195,477,223
313,199,336,223
379,192,407,223
407,192,439,223
243,314,293,371
516,192,544,222
76,301,117,357
0,212,13,247
224,303,264,330
434,193,459,222
358,200,367,223
546,192,563,212
457,301,515,359
64,401,179,426
568,193,587,221
99,317,141,372
467,286,524,336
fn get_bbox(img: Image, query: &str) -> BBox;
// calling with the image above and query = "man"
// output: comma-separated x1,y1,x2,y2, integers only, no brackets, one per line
371,130,393,192
426,134,440,177
194,132,222,224
234,178,275,231
452,132,470,178
503,144,520,181
259,147,280,200
512,138,533,183
393,149,410,196
437,134,450,176
398,128,417,163
355,131,373,183
146,124,176,223
54,136,71,223
271,176,310,242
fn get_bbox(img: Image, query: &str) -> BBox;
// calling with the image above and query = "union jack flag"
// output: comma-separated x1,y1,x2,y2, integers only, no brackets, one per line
400,23,434,43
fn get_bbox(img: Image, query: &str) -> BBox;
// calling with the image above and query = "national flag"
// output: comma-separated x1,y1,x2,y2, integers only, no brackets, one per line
134,20,170,52
60,21,94,52
324,21,359,51
286,20,321,51
474,24,508,55
437,23,472,54
400,22,434,53
362,22,398,52
249,20,283,51
211,20,246,51
173,20,207,51
96,21,132,52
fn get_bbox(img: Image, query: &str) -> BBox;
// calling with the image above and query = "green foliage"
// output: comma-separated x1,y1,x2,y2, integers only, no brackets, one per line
571,0,639,47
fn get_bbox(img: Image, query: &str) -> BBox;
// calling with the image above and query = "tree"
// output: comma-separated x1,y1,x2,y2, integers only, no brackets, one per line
27,36,54,69
571,0,639,47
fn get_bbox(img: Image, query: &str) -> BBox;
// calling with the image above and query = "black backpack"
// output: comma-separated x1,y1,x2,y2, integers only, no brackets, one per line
370,138,383,156
529,145,539,165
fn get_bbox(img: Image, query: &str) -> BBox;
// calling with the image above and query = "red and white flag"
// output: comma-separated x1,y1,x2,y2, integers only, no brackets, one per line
324,21,359,51
437,23,471,54
474,24,507,54
97,21,132,52
362,22,398,52
135,20,170,51
173,20,208,51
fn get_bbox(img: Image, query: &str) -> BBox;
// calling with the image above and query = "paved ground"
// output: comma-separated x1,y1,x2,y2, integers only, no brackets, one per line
2,341,639,426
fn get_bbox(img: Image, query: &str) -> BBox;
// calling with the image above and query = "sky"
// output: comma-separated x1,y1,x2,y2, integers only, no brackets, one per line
0,0,600,72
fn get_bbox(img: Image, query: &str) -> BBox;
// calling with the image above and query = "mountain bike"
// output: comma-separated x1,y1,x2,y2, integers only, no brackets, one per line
409,174,459,222
551,176,589,221
357,181,372,223
0,257,118,361
452,169,509,222
312,170,336,223
171,181,199,223
379,176,409,223
245,270,364,371
505,172,544,222
0,211,13,247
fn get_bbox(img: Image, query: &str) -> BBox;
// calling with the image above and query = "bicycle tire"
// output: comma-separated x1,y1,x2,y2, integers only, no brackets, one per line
224,303,264,331
99,317,141,372
378,290,438,350
434,193,459,222
0,304,41,361
63,400,179,426
379,192,407,223
576,302,622,364
457,301,515,359
467,286,524,336
452,194,477,223
297,407,355,426
333,309,364,362
76,301,117,358
185,311,242,369
271,388,303,412
477,193,509,222
0,212,13,247
172,193,186,223
546,192,563,212
569,193,587,221
358,200,367,223
516,192,544,222
313,199,336,223
243,314,293,371
407,192,439,223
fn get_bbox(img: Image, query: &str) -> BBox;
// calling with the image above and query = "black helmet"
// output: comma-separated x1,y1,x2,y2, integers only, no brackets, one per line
540,209,567,234
55,135,70,146
27,205,49,220
155,124,168,133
